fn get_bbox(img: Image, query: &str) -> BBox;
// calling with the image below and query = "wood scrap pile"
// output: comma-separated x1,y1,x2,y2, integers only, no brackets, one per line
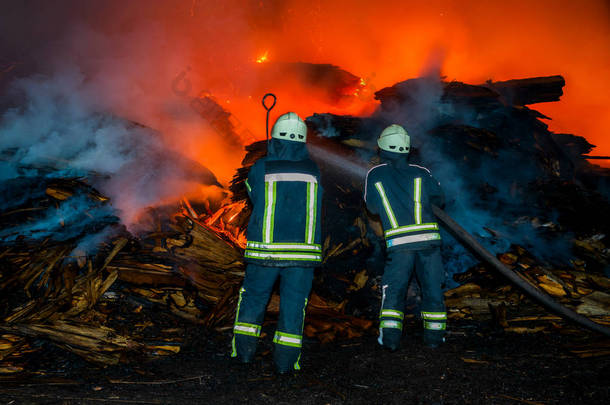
0,176,375,373
0,235,135,367
0,177,245,370
445,244,610,333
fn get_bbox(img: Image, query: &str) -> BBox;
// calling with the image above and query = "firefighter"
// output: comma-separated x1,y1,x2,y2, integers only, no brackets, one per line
364,124,446,350
231,112,323,373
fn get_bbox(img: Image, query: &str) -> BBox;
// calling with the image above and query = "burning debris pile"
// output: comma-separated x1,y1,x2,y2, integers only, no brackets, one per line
303,75,610,273
233,75,610,336
314,75,610,333
0,178,239,368
0,177,372,372
1,74,610,374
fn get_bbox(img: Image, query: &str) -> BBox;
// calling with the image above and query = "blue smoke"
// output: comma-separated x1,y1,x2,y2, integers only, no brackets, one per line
0,192,118,243
0,69,216,252
309,74,576,279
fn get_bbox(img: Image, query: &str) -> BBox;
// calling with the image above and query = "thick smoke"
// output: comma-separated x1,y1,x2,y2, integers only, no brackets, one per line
1,0,607,257
0,2,233,247
309,54,576,277
371,72,575,271
0,67,220,231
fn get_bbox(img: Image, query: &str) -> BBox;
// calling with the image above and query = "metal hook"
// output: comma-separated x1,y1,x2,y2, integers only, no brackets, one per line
262,93,277,143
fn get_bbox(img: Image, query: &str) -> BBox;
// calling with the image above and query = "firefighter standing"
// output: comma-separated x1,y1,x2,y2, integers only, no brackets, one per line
364,124,447,350
231,112,323,373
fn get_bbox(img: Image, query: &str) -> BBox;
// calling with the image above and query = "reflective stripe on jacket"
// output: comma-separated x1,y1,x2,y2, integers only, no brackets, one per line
244,147,323,267
364,162,444,251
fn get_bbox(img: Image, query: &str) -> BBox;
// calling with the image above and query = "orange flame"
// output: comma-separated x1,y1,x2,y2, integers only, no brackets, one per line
69,0,610,193
187,200,248,249
127,0,608,254
256,51,269,64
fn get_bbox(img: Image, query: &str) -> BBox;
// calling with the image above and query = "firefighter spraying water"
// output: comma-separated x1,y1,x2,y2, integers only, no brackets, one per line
365,124,448,349
231,103,324,373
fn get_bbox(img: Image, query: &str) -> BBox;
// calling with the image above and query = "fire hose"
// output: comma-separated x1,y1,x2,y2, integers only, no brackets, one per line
432,204,610,337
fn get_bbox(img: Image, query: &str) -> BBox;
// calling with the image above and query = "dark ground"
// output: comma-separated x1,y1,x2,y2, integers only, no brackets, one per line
1,320,608,405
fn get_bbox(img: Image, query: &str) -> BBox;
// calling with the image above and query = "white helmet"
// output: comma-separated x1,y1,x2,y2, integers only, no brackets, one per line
377,124,410,154
271,112,307,143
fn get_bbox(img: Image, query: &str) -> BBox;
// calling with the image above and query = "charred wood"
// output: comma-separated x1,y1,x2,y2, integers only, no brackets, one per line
485,75,565,105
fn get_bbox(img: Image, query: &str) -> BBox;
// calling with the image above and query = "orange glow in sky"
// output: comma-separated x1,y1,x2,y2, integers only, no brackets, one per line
74,0,610,179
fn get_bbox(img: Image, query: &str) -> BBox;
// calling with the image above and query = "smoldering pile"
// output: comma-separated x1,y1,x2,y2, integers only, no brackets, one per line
232,74,610,343
0,173,376,372
1,74,610,375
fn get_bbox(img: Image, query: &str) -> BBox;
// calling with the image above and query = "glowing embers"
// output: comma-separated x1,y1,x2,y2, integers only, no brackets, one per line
256,51,269,64
181,197,247,249
351,77,369,98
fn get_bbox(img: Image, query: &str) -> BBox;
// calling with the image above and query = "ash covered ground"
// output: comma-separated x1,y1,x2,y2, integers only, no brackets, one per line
1,320,608,405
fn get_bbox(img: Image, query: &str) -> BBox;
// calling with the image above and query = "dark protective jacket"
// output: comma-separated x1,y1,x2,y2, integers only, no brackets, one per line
244,138,323,267
364,151,445,251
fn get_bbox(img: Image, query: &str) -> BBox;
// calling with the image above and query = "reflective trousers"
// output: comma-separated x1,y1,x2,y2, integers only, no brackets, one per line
231,264,313,372
379,247,446,349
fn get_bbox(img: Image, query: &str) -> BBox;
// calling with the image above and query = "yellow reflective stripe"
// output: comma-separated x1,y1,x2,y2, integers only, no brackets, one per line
421,311,447,320
273,331,302,348
245,179,252,193
262,173,317,245
423,321,446,330
265,173,317,183
375,182,398,228
384,223,439,237
414,177,422,224
387,232,441,247
381,309,404,319
263,181,276,243
245,251,322,261
246,241,321,251
234,322,261,337
305,182,317,244
380,320,403,330
231,287,246,357
294,297,307,370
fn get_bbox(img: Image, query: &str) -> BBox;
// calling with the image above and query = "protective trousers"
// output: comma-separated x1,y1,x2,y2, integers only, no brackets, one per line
379,247,446,349
231,264,313,372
